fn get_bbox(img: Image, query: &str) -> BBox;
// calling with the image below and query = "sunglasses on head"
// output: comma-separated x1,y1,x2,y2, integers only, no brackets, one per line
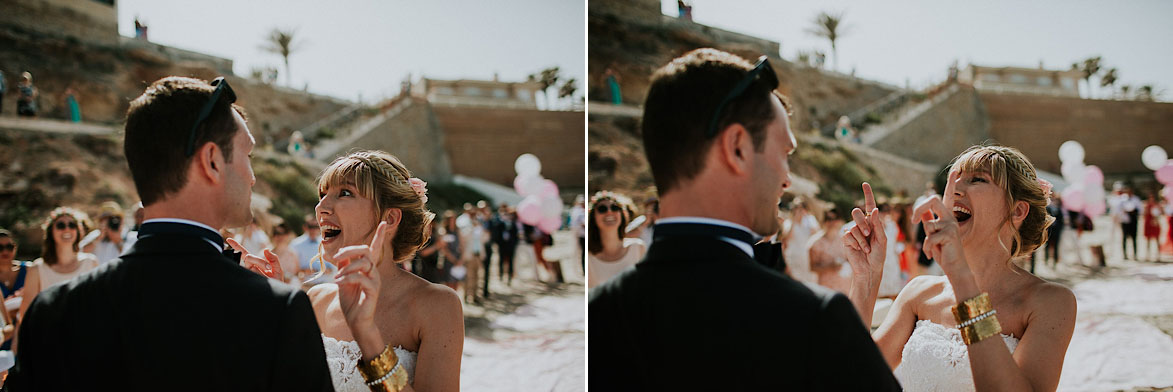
54,221,78,230
0,244,14,252
706,56,780,138
595,204,622,214
185,77,237,157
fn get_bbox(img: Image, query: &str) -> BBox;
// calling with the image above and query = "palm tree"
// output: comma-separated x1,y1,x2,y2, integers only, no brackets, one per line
1099,68,1117,95
527,67,561,109
1138,85,1155,101
806,11,846,71
558,78,578,108
1076,56,1101,98
261,28,301,87
1120,84,1132,100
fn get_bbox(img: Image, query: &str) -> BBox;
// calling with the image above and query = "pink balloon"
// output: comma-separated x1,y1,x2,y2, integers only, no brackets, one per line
513,174,543,196
539,215,562,233
1083,165,1104,186
539,179,559,198
1061,186,1085,212
1157,161,1173,185
1084,199,1106,217
1163,186,1173,202
517,196,543,225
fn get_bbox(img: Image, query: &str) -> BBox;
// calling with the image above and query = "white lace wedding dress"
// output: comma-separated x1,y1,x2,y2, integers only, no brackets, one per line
893,320,1019,392
322,335,417,391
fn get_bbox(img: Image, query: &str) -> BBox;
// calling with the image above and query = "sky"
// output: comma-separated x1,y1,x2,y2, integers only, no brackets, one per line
663,0,1173,99
118,0,585,105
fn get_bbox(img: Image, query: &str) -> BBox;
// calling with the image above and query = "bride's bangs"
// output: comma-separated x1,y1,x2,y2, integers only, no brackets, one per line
318,156,378,201
952,147,1009,190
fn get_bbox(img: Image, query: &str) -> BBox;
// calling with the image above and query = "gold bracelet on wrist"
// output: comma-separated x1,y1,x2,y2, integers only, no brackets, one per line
358,344,399,383
959,313,1002,345
366,361,409,392
952,292,993,323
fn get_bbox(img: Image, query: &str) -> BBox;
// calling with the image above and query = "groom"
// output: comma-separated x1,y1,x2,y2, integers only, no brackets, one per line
589,49,900,390
5,77,333,390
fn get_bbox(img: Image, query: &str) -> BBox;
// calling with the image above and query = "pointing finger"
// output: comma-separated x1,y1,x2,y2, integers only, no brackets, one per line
225,238,247,254
863,182,876,214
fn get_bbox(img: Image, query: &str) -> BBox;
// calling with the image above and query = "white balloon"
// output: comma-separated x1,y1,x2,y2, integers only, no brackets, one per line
540,195,563,220
1058,140,1085,164
1142,145,1168,171
1061,161,1086,185
514,154,542,177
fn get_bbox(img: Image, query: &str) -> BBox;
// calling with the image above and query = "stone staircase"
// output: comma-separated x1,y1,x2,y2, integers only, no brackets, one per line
859,83,961,146
312,97,419,160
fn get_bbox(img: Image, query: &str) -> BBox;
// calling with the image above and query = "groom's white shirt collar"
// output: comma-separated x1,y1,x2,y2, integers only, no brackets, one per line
142,218,223,252
655,216,758,258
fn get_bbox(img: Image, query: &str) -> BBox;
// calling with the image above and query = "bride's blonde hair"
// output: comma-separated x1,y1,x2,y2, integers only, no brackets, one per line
949,145,1054,260
312,151,435,273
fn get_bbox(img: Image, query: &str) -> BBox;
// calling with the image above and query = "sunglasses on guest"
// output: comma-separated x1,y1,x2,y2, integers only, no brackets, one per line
595,204,622,214
54,221,79,230
0,244,15,252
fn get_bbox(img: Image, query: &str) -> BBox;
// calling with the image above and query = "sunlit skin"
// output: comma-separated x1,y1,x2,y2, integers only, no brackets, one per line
845,166,1077,392
233,179,464,392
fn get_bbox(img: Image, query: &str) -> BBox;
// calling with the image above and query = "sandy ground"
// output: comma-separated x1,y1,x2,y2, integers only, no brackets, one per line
458,230,585,392
1021,215,1173,391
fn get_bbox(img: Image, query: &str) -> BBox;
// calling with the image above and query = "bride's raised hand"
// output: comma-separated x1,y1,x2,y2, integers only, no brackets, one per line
226,238,284,280
912,194,964,270
332,221,390,360
842,182,887,276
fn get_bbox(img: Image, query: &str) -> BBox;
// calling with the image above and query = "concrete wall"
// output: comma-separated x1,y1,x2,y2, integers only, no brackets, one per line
980,94,1173,175
342,101,454,182
840,142,941,196
434,107,584,188
871,86,991,167
0,0,119,47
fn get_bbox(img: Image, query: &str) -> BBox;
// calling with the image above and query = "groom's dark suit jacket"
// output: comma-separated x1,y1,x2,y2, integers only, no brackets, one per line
590,235,901,391
4,226,334,391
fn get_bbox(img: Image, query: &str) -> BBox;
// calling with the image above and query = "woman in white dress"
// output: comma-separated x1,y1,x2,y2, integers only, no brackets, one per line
842,145,1076,391
234,151,463,391
587,191,646,289
16,208,100,332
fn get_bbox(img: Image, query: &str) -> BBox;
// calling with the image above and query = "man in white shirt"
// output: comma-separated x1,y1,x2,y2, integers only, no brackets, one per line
290,214,327,276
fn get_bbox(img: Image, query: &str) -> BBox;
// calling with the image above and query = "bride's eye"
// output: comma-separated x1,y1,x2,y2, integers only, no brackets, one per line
340,189,353,197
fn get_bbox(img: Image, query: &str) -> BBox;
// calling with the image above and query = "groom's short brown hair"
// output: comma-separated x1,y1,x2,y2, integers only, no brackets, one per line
641,48,787,194
124,77,246,205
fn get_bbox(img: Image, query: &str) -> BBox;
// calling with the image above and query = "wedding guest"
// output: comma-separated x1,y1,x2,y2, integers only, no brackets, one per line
845,145,1077,391
490,204,520,286
16,207,101,331
439,211,463,291
80,201,130,265
1041,194,1065,268
291,214,329,277
16,72,37,118
0,230,28,351
458,204,486,304
269,221,299,283
476,200,493,299
413,221,444,283
232,210,272,255
1142,192,1163,261
587,191,646,289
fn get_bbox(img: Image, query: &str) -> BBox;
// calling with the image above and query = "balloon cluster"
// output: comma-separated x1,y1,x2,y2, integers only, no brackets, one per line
1058,140,1107,216
513,154,564,234
1142,145,1173,202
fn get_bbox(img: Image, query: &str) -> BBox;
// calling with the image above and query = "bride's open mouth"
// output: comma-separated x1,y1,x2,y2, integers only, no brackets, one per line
953,204,973,224
321,224,342,243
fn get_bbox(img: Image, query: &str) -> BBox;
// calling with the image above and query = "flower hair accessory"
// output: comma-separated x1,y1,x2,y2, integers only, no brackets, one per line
1038,178,1053,202
408,178,428,204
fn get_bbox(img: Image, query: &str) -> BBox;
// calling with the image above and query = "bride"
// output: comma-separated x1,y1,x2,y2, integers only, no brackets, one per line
232,150,463,391
842,145,1076,391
